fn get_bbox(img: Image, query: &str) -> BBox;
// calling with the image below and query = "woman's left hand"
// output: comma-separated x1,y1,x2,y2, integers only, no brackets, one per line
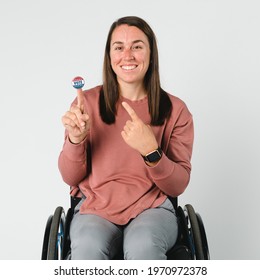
121,102,158,156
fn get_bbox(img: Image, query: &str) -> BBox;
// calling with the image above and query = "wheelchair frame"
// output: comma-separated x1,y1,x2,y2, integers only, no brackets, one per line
42,196,209,260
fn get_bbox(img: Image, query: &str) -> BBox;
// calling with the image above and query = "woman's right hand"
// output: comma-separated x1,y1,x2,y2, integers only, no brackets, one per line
61,88,90,144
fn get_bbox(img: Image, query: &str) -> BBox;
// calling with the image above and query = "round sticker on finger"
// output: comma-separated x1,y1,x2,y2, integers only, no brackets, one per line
72,76,85,89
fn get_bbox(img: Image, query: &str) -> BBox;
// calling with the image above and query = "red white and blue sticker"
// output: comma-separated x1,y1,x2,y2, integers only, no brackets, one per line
71,76,85,89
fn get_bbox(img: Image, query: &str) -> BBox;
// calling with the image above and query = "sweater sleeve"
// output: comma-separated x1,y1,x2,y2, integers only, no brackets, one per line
58,133,88,186
146,104,194,197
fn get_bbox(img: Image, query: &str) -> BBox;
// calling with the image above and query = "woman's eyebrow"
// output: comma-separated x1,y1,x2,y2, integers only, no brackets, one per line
112,39,145,45
132,40,145,44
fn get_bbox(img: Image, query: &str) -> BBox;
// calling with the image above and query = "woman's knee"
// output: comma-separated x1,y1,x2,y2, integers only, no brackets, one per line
70,236,108,260
123,225,168,260
123,203,178,260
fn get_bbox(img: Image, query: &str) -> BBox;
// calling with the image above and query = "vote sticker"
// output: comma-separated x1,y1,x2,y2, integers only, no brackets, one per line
72,76,85,89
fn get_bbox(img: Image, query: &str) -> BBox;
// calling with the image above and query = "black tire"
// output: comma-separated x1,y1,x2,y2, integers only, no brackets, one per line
47,206,65,260
41,215,53,260
184,204,204,260
176,206,194,259
61,208,74,259
196,213,210,260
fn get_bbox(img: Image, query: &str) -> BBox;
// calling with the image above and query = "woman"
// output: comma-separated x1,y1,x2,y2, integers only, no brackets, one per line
59,16,194,259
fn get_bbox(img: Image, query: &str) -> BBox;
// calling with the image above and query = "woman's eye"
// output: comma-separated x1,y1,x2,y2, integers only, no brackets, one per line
133,45,142,50
114,46,122,51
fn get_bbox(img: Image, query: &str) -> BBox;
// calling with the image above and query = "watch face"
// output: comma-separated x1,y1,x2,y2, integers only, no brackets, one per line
147,150,162,162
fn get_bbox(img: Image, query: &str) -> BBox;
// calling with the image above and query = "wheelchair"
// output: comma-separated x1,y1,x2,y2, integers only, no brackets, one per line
41,196,210,260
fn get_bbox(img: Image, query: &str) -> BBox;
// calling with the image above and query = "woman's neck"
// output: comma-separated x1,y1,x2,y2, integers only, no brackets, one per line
118,82,147,101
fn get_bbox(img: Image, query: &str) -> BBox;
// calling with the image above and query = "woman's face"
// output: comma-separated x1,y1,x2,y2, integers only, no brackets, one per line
110,24,150,87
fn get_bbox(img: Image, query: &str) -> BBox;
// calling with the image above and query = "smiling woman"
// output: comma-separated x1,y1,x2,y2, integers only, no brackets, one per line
110,25,151,92
59,16,194,260
101,16,171,126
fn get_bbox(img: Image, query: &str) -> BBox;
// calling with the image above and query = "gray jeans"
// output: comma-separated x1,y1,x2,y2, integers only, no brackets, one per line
69,198,178,260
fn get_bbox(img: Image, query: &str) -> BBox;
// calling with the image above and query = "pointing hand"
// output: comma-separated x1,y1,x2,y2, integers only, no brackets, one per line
121,102,158,155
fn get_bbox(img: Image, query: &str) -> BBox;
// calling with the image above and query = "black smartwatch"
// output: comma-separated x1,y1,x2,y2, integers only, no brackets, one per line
142,147,163,163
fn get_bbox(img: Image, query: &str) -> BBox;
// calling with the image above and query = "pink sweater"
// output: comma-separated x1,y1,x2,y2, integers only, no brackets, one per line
58,86,194,225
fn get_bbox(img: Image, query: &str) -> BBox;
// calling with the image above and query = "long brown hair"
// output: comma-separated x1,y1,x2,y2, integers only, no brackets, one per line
100,16,172,125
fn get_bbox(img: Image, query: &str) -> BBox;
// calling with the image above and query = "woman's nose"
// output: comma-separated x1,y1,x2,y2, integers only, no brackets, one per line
123,48,134,60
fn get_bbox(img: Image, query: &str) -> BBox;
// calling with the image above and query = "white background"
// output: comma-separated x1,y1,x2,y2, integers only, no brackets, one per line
0,0,259,260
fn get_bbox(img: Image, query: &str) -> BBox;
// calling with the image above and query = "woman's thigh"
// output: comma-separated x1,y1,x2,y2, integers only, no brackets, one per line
70,212,123,260
123,198,178,260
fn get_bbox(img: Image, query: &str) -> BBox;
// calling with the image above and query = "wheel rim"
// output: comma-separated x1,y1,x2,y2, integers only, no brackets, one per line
184,204,204,260
47,207,65,260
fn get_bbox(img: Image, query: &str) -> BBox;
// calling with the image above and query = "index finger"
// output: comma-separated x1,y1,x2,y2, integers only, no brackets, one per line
122,102,139,121
72,76,85,110
77,88,84,109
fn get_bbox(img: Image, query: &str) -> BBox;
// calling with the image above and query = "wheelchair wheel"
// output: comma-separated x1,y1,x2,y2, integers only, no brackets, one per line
196,213,210,259
41,215,53,260
47,206,65,260
61,208,74,259
173,206,194,259
184,204,204,260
